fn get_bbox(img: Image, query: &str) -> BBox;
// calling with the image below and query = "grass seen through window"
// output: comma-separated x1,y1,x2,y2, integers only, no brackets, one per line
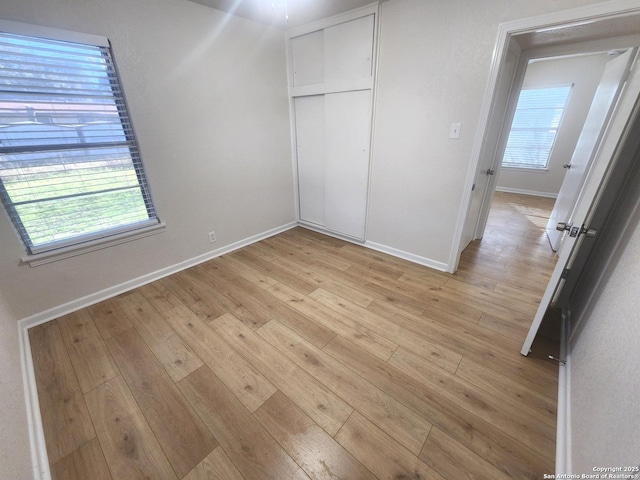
5,162,148,246
0,29,158,254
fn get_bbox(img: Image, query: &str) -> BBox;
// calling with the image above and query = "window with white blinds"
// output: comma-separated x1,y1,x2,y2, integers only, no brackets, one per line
0,29,159,256
501,85,572,170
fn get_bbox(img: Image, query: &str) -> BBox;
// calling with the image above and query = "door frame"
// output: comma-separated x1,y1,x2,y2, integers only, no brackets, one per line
450,0,640,271
457,38,526,258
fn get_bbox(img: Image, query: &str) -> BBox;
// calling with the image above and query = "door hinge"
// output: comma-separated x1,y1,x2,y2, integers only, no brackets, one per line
561,268,570,279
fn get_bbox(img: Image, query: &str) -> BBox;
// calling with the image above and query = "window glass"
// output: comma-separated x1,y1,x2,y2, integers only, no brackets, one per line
0,30,158,255
502,85,572,170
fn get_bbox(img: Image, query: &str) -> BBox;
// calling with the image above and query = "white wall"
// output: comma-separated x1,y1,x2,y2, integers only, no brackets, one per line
496,53,611,197
0,0,292,477
568,194,640,473
0,295,31,480
563,119,640,473
367,0,613,267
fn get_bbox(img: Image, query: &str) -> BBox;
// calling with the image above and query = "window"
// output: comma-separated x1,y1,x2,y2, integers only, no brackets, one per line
0,26,160,258
501,85,572,170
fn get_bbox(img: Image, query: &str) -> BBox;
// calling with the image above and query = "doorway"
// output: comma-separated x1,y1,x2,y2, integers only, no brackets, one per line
456,8,640,267
454,4,640,357
481,49,627,258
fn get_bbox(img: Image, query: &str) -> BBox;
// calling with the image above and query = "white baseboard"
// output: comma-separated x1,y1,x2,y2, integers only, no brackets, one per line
495,186,558,199
556,309,572,475
297,222,366,245
18,222,296,331
364,240,449,272
20,323,50,480
296,223,449,272
18,221,296,480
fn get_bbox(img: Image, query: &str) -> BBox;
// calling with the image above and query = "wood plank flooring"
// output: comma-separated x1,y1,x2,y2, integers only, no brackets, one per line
31,191,559,480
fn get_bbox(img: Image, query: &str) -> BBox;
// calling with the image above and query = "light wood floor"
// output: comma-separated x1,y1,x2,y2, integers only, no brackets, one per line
31,191,559,480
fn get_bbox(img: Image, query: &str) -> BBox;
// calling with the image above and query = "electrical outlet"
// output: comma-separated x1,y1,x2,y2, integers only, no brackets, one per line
208,231,216,243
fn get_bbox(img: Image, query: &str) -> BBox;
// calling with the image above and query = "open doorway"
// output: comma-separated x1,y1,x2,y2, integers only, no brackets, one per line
454,5,640,359
457,10,640,265
484,51,619,256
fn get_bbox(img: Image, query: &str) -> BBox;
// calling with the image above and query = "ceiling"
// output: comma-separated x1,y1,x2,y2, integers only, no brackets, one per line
187,1,640,41
187,0,379,29
516,13,640,50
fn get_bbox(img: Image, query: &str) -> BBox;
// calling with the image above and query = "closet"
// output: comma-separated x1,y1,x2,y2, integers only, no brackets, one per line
288,6,377,240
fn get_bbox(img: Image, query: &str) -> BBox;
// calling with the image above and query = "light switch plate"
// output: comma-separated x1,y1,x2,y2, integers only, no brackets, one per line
449,122,461,139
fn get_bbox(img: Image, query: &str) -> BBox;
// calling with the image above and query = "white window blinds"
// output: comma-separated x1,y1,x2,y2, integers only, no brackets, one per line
501,85,572,170
0,29,158,255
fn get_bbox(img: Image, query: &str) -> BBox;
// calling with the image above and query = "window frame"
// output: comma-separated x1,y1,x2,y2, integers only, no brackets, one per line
501,84,573,171
0,19,164,266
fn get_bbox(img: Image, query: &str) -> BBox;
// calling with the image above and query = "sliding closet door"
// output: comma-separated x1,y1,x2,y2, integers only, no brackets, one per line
295,95,325,227
325,90,371,238
289,5,378,240
291,29,324,86
324,14,374,82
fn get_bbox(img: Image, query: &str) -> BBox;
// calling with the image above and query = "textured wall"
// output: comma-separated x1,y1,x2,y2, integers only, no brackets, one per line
568,133,640,473
0,294,30,479
570,209,640,472
368,0,614,266
497,53,611,196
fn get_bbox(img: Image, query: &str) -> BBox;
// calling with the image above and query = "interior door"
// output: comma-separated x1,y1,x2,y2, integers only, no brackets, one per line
294,91,372,239
522,49,640,355
460,42,522,253
289,9,376,241
545,49,636,251
295,95,326,227
324,90,372,239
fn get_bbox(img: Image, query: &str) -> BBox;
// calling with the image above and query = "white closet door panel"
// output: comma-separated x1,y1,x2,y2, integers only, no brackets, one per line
295,96,326,226
291,30,324,86
324,90,371,239
324,15,374,83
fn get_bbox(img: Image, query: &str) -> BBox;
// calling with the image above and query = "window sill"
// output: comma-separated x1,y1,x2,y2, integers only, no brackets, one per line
21,222,166,267
501,166,549,173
